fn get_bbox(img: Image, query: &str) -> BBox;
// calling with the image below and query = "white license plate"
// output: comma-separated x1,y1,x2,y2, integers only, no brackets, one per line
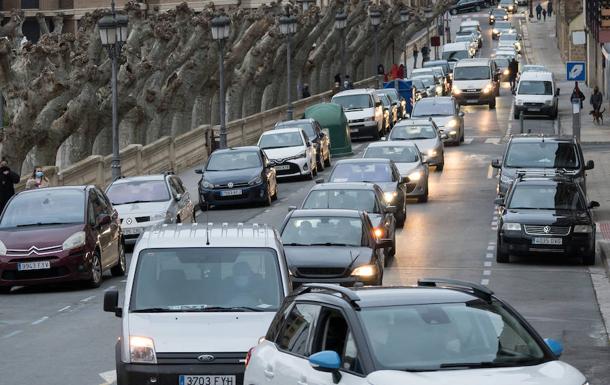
350,128,359,133
467,99,478,103
18,261,51,271
179,375,236,385
220,189,242,196
528,108,541,112
122,227,141,235
274,165,290,171
533,237,562,245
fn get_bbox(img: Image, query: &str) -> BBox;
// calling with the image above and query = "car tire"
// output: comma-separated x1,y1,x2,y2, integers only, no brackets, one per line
110,240,127,277
496,244,510,263
460,129,465,142
317,154,325,172
489,99,496,109
88,250,103,288
271,183,278,201
396,203,406,227
582,252,595,266
436,160,444,172
417,184,429,203
0,286,11,294
263,185,272,206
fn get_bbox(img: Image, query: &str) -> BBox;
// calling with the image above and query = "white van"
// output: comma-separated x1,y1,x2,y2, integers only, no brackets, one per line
103,223,291,385
452,58,499,109
513,71,559,119
331,89,384,139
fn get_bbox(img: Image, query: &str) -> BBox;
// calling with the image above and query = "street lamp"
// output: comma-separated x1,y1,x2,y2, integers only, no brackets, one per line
210,15,231,149
400,9,410,72
335,11,348,87
369,10,381,88
98,0,129,181
279,14,297,120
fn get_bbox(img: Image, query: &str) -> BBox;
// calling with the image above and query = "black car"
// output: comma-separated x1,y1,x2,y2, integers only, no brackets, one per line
196,146,278,208
496,172,599,265
274,118,332,171
326,158,409,226
409,78,430,102
297,182,397,263
450,0,488,15
489,7,509,24
280,209,391,287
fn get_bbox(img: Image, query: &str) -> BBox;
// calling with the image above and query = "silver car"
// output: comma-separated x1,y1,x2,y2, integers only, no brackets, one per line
410,96,464,146
386,118,445,171
105,174,195,246
363,141,430,202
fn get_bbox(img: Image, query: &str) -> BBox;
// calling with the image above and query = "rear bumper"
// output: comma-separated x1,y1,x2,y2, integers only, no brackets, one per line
514,105,555,117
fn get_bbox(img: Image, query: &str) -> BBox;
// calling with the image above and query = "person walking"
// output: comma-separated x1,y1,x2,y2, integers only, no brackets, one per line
344,75,354,90
0,158,20,213
536,3,542,20
25,166,50,190
571,81,586,109
590,86,603,117
509,57,519,93
547,1,553,17
413,45,419,69
421,45,430,65
542,8,547,21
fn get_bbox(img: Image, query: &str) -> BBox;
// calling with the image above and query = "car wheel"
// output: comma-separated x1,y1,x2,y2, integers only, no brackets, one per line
0,286,11,294
324,151,331,167
271,182,278,201
582,252,595,266
417,184,429,203
111,240,127,277
460,128,465,142
396,204,406,227
88,250,103,288
496,243,510,263
317,154,325,172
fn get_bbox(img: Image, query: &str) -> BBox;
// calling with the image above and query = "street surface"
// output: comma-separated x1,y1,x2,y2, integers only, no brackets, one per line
1,7,609,385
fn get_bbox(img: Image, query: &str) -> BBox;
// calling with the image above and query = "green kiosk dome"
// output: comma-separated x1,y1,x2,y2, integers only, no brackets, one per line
303,103,353,157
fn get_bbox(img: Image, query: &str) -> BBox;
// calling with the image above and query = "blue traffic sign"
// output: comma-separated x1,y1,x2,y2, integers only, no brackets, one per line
566,61,586,82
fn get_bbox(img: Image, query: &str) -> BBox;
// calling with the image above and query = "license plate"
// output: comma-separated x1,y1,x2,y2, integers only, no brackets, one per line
18,261,51,271
533,237,562,245
350,128,359,133
274,165,290,171
467,99,478,103
179,375,236,385
220,189,242,196
122,228,141,235
466,89,477,92
528,108,541,112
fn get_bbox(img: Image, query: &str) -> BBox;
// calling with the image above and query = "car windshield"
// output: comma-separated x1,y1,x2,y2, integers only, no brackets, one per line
259,132,304,149
495,58,509,68
130,247,282,312
106,180,170,205
206,151,262,171
390,124,437,140
442,50,470,61
379,95,391,106
282,216,363,247
412,100,454,117
359,300,547,372
303,190,378,212
275,122,316,138
500,0,513,5
413,69,434,77
0,189,84,228
378,90,399,103
492,9,508,16
508,184,585,210
457,28,477,36
455,36,473,43
505,142,579,169
453,66,490,81
412,79,425,89
518,81,553,96
364,146,420,163
419,77,436,87
329,163,393,183
332,94,373,110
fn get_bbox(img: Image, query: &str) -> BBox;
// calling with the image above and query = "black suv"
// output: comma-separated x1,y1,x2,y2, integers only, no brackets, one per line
450,0,488,15
496,172,599,265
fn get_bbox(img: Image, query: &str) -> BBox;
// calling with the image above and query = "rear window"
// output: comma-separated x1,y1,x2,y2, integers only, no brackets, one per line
442,50,470,61
505,142,579,169
332,94,374,110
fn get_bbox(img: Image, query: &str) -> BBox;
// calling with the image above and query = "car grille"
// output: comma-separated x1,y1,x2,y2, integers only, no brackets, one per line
296,267,346,277
7,256,60,263
349,119,365,124
2,266,70,281
524,102,545,107
524,225,571,236
6,245,63,257
463,89,481,93
156,352,247,365
135,216,150,223
214,182,249,189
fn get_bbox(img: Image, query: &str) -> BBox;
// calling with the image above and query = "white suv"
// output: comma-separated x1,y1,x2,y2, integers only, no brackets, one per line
103,223,291,385
332,89,384,140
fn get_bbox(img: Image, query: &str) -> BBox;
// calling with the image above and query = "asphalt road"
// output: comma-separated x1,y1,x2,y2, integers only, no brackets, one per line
1,7,609,385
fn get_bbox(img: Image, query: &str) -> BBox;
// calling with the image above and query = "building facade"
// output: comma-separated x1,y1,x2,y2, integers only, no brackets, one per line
584,0,610,99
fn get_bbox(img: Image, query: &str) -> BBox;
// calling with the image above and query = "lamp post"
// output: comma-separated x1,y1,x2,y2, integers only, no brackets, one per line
529,0,534,19
210,15,231,149
400,9,410,70
424,7,433,51
98,0,128,181
335,11,348,87
369,10,381,88
279,14,297,120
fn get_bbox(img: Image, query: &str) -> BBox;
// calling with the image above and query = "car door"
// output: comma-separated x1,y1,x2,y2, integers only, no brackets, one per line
92,189,117,268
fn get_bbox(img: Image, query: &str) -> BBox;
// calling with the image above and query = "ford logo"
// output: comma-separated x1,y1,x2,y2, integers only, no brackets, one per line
197,354,215,362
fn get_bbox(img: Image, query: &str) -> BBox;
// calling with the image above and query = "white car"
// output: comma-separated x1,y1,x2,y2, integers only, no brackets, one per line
258,127,317,179
105,174,195,246
331,89,384,140
514,70,559,119
244,280,588,385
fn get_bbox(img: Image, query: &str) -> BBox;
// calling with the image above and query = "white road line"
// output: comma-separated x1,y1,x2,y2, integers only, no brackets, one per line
489,241,496,245
491,226,498,231
98,370,117,384
487,245,494,251
486,253,493,258
491,221,498,226
483,270,491,276
2,330,23,339
487,164,494,179
57,306,71,312
484,261,492,267
481,279,490,285
31,316,49,325
80,296,95,302
485,137,501,145
464,138,474,144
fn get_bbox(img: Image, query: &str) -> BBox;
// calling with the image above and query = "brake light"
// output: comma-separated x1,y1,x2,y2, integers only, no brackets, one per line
373,227,384,239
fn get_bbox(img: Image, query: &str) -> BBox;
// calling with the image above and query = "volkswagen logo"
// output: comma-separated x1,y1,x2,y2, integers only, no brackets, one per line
227,182,234,188
543,226,551,234
197,354,215,362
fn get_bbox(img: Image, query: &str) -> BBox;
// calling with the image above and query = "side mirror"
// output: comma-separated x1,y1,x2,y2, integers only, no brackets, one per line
400,176,410,184
544,338,564,357
491,159,501,169
314,178,325,184
103,290,122,317
195,169,204,175
494,197,505,206
589,201,600,209
97,214,111,226
288,205,297,212
309,351,342,384
459,111,465,117
585,160,595,170
174,193,182,202
384,206,397,214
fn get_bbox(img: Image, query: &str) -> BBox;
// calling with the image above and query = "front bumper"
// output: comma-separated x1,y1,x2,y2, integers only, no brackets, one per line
199,183,269,207
117,361,245,385
423,152,443,167
271,157,311,178
498,230,595,257
514,104,555,117
439,128,460,144
121,220,165,245
348,121,379,139
454,91,495,105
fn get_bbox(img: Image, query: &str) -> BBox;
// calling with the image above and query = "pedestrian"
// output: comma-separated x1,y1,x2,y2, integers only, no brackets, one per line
413,44,419,69
547,1,553,17
590,86,603,116
536,3,542,20
398,64,405,79
389,64,400,80
421,45,430,65
0,158,20,213
302,83,311,98
571,81,586,109
509,57,519,93
334,73,341,85
542,8,547,21
25,166,49,190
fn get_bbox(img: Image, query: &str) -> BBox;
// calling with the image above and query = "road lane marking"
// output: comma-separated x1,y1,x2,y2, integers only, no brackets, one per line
464,138,473,144
487,164,494,179
31,316,49,325
483,270,491,276
487,245,494,251
80,296,95,302
2,330,23,339
99,370,117,385
484,262,492,267
57,306,71,312
486,253,493,258
485,137,501,145
481,279,490,285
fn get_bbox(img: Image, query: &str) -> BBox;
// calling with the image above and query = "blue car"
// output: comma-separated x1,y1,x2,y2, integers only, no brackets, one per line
196,146,278,209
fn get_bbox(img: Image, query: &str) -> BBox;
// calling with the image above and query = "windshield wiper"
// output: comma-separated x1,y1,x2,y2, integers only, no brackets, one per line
16,222,69,227
310,242,353,247
440,360,542,369
117,200,151,205
193,306,266,312
131,307,176,313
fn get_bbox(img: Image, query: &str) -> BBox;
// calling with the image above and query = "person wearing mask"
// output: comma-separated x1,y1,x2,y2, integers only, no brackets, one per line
571,81,586,109
508,57,519,93
344,75,354,89
536,3,542,20
590,86,603,116
25,166,49,190
0,158,20,213
413,45,419,69
334,73,342,85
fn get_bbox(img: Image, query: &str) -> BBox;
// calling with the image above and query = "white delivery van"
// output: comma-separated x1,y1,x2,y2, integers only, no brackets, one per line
513,71,559,119
451,58,499,109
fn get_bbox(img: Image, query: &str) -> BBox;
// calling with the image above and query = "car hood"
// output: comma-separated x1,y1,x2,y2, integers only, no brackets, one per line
0,223,84,249
429,116,453,128
114,201,171,217
395,162,420,177
366,361,585,385
502,209,590,226
453,79,490,89
344,108,375,120
128,312,275,353
263,146,305,161
283,246,373,270
203,168,261,185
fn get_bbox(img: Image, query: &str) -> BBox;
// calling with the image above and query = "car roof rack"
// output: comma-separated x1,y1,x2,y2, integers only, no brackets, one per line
298,283,361,309
515,169,577,181
417,278,494,303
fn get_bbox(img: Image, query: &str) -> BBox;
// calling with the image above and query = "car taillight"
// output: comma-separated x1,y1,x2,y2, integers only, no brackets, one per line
245,347,255,368
373,227,384,239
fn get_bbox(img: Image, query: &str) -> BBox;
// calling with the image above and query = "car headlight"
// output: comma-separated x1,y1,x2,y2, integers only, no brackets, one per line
351,264,378,277
545,100,553,106
504,15,508,20
490,15,495,19
483,83,494,94
130,336,157,364
500,174,512,184
452,86,462,95
0,240,7,255
502,223,522,231
201,180,213,189
383,191,398,203
248,176,263,186
372,227,384,239
62,231,86,251
574,225,593,233
151,212,169,222
515,99,524,106
503,69,510,75
446,119,458,128
427,149,437,157
408,170,422,182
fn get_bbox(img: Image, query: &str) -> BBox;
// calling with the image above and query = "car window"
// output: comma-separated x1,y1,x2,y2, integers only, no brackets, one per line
364,145,420,163
329,163,393,183
332,94,374,109
453,66,491,81
106,180,171,205
276,303,321,356
281,216,364,247
90,190,106,219
412,100,455,117
95,189,113,214
302,189,379,212
504,142,579,169
259,132,305,149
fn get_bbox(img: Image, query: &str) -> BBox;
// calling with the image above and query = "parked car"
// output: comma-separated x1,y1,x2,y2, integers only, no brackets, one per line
450,0,488,15
245,280,587,385
274,118,332,170
513,71,559,119
411,96,464,145
106,174,195,246
196,146,278,208
0,186,125,293
103,223,291,385
280,209,390,287
258,127,318,179
331,89,384,140
387,119,445,171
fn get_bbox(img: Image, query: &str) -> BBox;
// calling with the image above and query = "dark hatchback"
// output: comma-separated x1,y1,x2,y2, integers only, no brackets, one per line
450,0,488,15
280,209,390,288
489,7,509,24
0,186,125,293
197,146,278,209
274,119,332,170
496,174,598,265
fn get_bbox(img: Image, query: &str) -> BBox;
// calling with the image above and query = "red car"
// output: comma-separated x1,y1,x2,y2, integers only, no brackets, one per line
0,186,126,293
